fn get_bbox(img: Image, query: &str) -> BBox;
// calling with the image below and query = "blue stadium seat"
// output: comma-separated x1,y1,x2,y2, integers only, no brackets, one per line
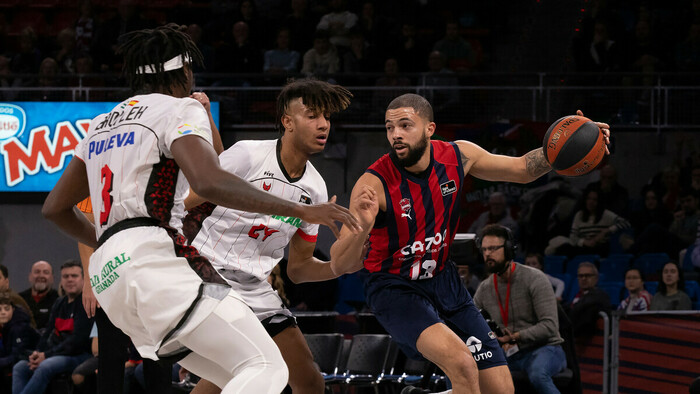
551,273,573,299
598,281,624,307
565,254,601,276
599,255,632,282
544,255,567,274
634,253,671,277
645,281,658,295
685,281,700,309
565,280,579,303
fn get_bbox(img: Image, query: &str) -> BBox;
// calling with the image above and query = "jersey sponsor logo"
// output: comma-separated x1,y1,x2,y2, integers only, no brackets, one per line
440,179,457,196
299,195,311,204
466,336,482,353
264,171,274,177
399,198,412,220
271,214,303,228
262,181,271,191
90,252,131,294
1,119,90,187
87,131,135,159
467,336,494,362
399,229,447,256
248,223,279,241
0,104,26,140
94,105,148,131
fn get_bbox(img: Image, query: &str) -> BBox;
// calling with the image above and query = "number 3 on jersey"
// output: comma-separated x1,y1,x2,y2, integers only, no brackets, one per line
100,165,114,226
410,259,437,280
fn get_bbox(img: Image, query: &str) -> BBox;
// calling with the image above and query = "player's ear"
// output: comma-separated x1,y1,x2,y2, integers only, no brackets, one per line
426,121,436,137
281,114,292,132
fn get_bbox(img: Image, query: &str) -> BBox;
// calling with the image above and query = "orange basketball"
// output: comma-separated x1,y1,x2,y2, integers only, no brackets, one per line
542,115,606,176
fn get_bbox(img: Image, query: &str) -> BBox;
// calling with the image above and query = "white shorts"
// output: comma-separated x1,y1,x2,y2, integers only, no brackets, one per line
90,225,239,360
218,269,293,323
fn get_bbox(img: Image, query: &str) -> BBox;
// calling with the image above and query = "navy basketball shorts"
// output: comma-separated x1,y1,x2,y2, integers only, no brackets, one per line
365,262,506,369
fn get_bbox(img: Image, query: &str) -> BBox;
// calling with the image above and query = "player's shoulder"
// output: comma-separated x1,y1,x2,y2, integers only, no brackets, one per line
230,139,277,151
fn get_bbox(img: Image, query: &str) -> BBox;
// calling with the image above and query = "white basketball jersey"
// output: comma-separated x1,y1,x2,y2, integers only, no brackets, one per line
75,94,212,239
189,139,327,282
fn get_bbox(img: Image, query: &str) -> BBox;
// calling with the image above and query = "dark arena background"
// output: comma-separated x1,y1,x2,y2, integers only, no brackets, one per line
0,0,699,393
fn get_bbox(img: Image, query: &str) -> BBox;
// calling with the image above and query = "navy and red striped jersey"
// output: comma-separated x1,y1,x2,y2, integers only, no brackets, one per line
364,140,464,280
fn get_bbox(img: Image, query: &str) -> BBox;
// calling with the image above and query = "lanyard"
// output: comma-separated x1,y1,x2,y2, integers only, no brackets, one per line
494,263,516,327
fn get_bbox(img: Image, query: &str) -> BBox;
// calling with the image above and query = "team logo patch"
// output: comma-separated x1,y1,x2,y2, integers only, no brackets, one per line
262,182,271,191
440,180,456,196
399,198,412,220
299,195,311,204
177,123,195,135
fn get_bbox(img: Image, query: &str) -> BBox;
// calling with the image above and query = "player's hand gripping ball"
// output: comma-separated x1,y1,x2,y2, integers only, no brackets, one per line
542,115,606,176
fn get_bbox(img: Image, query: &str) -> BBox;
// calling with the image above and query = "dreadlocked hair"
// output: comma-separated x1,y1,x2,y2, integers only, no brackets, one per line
276,78,353,134
118,23,203,95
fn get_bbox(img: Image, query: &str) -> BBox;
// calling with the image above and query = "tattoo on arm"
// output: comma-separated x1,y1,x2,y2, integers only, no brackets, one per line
525,149,551,178
460,150,470,170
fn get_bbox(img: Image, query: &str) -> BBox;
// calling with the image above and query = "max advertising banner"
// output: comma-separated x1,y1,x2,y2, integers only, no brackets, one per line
0,102,219,192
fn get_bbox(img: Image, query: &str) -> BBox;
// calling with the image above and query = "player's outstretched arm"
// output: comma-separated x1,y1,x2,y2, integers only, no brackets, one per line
286,234,334,283
329,175,380,276
43,158,98,248
460,110,610,183
171,135,361,238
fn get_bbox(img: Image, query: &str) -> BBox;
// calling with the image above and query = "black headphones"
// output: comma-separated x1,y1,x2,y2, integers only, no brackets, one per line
475,225,517,262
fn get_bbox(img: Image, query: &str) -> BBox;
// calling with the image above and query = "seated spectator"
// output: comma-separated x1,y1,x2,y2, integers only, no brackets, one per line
432,21,477,72
215,21,263,78
52,28,77,75
469,191,519,238
370,57,411,118
19,261,59,333
71,322,98,394
525,253,565,302
474,224,566,394
626,188,697,257
12,260,93,394
669,188,700,247
618,268,652,312
650,261,693,310
34,57,71,102
546,188,630,257
263,27,300,75
301,30,340,77
421,50,460,122
567,262,611,338
0,265,34,328
0,292,39,393
316,0,358,49
626,185,673,243
342,29,377,75
586,164,630,217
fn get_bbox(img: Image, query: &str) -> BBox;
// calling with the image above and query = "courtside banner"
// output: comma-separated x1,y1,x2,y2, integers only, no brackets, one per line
0,102,219,192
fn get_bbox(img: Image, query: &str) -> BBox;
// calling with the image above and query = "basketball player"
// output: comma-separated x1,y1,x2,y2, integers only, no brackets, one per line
42,24,360,394
183,78,376,394
330,94,611,393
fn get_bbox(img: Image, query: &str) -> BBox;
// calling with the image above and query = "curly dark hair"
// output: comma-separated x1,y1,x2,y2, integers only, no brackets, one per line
118,23,203,95
275,78,352,134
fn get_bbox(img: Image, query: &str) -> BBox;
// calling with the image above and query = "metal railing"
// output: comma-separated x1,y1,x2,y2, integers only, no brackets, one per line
2,72,700,130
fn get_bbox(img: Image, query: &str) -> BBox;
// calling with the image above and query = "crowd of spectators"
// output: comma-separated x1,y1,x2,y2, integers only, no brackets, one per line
0,0,493,96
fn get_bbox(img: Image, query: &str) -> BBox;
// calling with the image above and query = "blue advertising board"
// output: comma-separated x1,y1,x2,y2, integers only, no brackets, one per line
0,101,219,192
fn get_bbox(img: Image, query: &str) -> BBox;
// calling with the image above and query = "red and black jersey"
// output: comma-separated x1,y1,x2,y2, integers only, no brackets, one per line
364,140,464,280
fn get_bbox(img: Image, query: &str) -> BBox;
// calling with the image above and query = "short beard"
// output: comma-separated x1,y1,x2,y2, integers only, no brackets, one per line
486,258,508,274
32,283,48,293
390,134,429,168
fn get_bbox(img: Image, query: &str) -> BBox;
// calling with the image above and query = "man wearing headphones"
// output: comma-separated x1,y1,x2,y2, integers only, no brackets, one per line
473,224,566,394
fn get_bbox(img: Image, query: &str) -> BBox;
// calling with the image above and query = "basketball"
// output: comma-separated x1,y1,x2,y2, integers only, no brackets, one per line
542,115,606,176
